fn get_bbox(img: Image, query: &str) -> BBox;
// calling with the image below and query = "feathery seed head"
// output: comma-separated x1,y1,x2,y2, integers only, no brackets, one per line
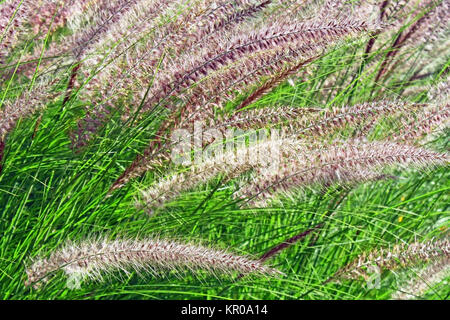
25,237,281,289
237,140,448,207
335,238,450,282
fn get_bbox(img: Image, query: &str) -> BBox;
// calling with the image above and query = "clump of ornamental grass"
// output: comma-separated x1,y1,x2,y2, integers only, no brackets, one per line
135,97,448,211
25,236,281,289
0,1,379,168
0,0,448,296
0,0,379,188
106,2,380,190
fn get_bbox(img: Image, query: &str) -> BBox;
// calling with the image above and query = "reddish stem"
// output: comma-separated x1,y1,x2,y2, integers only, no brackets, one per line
62,64,80,106
0,139,5,175
259,223,323,262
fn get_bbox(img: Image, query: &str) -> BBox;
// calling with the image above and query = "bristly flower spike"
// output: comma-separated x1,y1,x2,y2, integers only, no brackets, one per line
25,236,281,289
